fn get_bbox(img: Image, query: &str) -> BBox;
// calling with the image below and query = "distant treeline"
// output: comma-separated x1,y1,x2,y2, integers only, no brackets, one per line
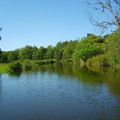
0,40,78,62
0,29,120,70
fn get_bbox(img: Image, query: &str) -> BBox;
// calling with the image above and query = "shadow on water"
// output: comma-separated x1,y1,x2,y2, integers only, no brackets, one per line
36,62,120,97
8,71,22,77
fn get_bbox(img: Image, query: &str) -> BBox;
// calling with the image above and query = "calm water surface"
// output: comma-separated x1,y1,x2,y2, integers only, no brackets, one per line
0,63,120,120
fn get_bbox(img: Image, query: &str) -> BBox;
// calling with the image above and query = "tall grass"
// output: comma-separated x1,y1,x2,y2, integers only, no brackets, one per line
0,63,9,73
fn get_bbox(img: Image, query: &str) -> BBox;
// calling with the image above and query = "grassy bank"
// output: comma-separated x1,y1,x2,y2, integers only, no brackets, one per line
0,59,56,74
0,63,9,73
0,58,120,74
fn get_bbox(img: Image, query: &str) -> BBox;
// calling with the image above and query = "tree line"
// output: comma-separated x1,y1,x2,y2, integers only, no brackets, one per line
0,40,78,63
0,29,120,70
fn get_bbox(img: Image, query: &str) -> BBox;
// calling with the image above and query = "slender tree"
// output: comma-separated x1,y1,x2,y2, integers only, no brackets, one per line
88,0,120,32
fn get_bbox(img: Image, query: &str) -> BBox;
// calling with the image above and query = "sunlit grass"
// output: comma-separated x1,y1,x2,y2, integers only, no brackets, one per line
0,63,9,73
0,60,55,73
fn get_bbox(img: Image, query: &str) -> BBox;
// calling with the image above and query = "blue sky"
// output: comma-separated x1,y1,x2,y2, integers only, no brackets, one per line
0,0,103,51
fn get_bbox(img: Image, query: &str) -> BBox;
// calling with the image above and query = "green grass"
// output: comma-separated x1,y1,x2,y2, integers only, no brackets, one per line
0,63,9,73
0,59,64,73
0,60,55,73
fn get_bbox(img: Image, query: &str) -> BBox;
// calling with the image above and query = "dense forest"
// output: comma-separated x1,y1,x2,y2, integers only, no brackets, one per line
0,29,120,73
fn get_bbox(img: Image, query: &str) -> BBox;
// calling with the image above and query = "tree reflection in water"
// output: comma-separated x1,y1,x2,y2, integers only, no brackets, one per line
37,62,120,98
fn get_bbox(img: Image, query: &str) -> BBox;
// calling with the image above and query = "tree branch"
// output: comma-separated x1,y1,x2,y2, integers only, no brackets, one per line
87,0,120,32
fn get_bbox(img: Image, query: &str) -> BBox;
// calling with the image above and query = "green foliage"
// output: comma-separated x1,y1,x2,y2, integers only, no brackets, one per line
0,63,9,73
1,29,120,71
35,59,55,65
19,45,37,60
39,47,47,60
0,49,2,62
86,34,104,43
8,61,22,73
54,42,65,60
7,50,19,62
54,48,63,60
1,52,8,62
22,60,33,71
32,50,40,60
105,29,120,65
86,55,110,70
46,46,54,59
63,41,78,60
73,35,104,61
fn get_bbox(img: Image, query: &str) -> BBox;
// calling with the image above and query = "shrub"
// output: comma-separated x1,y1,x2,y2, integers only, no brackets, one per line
8,61,22,73
73,41,104,61
86,55,110,71
23,60,32,71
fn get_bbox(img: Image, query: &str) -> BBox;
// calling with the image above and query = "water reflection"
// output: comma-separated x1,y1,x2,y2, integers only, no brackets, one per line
37,62,120,97
8,71,22,77
0,63,120,120
3,62,120,97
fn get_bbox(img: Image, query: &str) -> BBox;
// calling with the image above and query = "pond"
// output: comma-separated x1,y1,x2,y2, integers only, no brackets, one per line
0,63,120,120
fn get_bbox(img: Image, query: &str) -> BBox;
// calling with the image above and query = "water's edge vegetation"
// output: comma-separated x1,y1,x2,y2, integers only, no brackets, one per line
0,29,120,74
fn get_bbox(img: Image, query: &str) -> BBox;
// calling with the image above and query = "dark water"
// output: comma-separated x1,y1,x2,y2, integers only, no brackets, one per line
0,63,120,120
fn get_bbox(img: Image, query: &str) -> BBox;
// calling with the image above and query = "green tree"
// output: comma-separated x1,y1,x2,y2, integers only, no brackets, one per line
32,50,40,60
46,45,54,59
7,50,19,62
105,29,120,65
39,46,47,60
1,52,8,62
19,45,37,60
73,34,104,61
63,41,78,60
54,41,68,60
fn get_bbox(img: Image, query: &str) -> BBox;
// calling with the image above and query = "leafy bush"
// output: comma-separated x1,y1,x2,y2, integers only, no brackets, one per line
8,61,22,73
73,38,104,61
23,60,32,71
105,29,120,65
86,55,110,69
